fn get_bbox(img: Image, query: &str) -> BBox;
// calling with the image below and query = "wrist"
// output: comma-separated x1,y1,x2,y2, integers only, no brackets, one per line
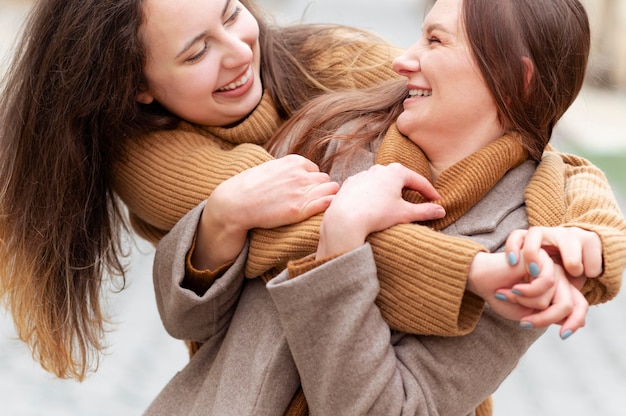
467,251,499,299
191,199,248,271
316,210,367,259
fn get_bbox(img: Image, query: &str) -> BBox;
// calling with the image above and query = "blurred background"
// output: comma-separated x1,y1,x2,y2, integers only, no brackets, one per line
0,0,624,415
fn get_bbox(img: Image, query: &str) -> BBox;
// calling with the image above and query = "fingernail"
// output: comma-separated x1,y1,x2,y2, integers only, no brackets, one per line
561,329,574,341
519,321,534,330
507,252,518,266
529,262,540,278
512,289,523,296
495,293,508,301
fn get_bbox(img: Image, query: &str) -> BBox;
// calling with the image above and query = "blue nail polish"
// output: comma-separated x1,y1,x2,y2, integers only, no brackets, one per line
495,293,507,301
529,262,540,278
507,252,518,266
519,321,534,330
512,289,523,296
561,330,574,340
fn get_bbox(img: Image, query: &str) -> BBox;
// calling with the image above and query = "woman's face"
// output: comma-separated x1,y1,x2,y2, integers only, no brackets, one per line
392,0,502,156
138,0,262,127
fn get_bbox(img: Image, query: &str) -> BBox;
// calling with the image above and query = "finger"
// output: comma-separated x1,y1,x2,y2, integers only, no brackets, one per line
504,229,527,266
580,231,603,278
402,202,446,222
519,271,574,329
520,227,553,278
547,230,584,277
301,194,335,218
306,181,340,200
388,163,440,201
504,250,557,310
569,275,587,291
557,285,588,340
511,249,556,296
284,154,322,173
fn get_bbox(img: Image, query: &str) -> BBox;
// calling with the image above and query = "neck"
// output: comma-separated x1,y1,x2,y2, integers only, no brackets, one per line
414,128,505,182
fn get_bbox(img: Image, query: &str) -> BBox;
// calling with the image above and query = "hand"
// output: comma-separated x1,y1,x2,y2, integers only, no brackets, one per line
498,263,589,340
468,251,555,321
505,226,603,280
469,250,588,339
317,163,445,258
193,155,339,270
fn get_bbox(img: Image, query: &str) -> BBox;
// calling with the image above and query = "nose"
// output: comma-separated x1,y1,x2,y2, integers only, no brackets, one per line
392,45,420,77
221,32,253,69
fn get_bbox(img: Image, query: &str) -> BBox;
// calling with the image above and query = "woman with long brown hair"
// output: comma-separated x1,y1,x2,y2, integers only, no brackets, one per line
0,0,402,380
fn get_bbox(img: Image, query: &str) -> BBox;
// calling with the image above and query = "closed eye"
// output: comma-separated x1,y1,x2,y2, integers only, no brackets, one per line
186,43,208,63
225,5,242,25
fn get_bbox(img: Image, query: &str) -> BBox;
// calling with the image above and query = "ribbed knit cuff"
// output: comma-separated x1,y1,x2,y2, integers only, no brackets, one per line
566,222,626,305
183,234,235,296
287,252,345,280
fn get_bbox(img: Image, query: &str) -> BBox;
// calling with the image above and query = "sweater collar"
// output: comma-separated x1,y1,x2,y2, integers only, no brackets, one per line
199,91,282,146
375,123,529,230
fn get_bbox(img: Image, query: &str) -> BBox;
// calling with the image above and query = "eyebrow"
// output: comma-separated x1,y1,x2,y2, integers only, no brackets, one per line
423,22,452,35
175,0,232,59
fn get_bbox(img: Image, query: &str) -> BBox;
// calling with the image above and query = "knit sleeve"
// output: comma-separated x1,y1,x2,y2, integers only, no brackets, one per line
526,151,626,305
560,152,625,303
247,215,487,337
113,126,273,244
306,27,402,90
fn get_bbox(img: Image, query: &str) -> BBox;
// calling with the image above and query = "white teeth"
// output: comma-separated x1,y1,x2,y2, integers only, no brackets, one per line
408,89,432,97
218,68,252,92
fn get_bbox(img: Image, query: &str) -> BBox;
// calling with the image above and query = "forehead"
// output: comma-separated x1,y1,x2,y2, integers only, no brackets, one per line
141,0,227,36
424,0,463,31
140,0,228,56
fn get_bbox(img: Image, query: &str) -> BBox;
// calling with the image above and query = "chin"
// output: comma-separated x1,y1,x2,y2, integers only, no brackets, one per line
396,114,414,137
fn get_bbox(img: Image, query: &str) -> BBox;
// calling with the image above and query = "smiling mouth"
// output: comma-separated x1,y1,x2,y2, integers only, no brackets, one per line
408,89,432,97
217,67,253,92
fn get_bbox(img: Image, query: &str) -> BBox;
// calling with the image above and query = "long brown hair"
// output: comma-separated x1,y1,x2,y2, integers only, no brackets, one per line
0,0,145,381
0,0,392,380
463,0,590,161
269,0,591,165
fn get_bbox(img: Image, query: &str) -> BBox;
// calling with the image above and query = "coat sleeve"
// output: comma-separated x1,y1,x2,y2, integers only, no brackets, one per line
267,244,543,416
248,217,486,337
152,202,247,343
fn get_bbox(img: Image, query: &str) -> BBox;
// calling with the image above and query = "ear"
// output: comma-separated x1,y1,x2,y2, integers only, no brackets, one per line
136,90,155,105
521,56,534,91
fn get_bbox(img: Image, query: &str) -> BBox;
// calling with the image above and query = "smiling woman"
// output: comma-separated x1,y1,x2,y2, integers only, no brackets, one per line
0,0,403,384
137,0,264,126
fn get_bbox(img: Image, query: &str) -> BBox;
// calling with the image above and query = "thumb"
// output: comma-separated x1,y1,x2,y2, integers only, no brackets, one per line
404,202,446,222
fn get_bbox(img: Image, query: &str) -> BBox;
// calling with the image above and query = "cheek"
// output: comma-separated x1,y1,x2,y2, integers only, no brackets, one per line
240,10,260,44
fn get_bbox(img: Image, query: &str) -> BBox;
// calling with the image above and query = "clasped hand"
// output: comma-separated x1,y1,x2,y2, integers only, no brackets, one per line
469,226,602,340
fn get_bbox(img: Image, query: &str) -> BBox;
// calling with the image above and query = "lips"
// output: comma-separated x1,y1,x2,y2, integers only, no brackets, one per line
408,89,432,97
216,67,253,92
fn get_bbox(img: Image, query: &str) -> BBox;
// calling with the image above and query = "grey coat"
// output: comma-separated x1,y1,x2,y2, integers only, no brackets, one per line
146,158,543,416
